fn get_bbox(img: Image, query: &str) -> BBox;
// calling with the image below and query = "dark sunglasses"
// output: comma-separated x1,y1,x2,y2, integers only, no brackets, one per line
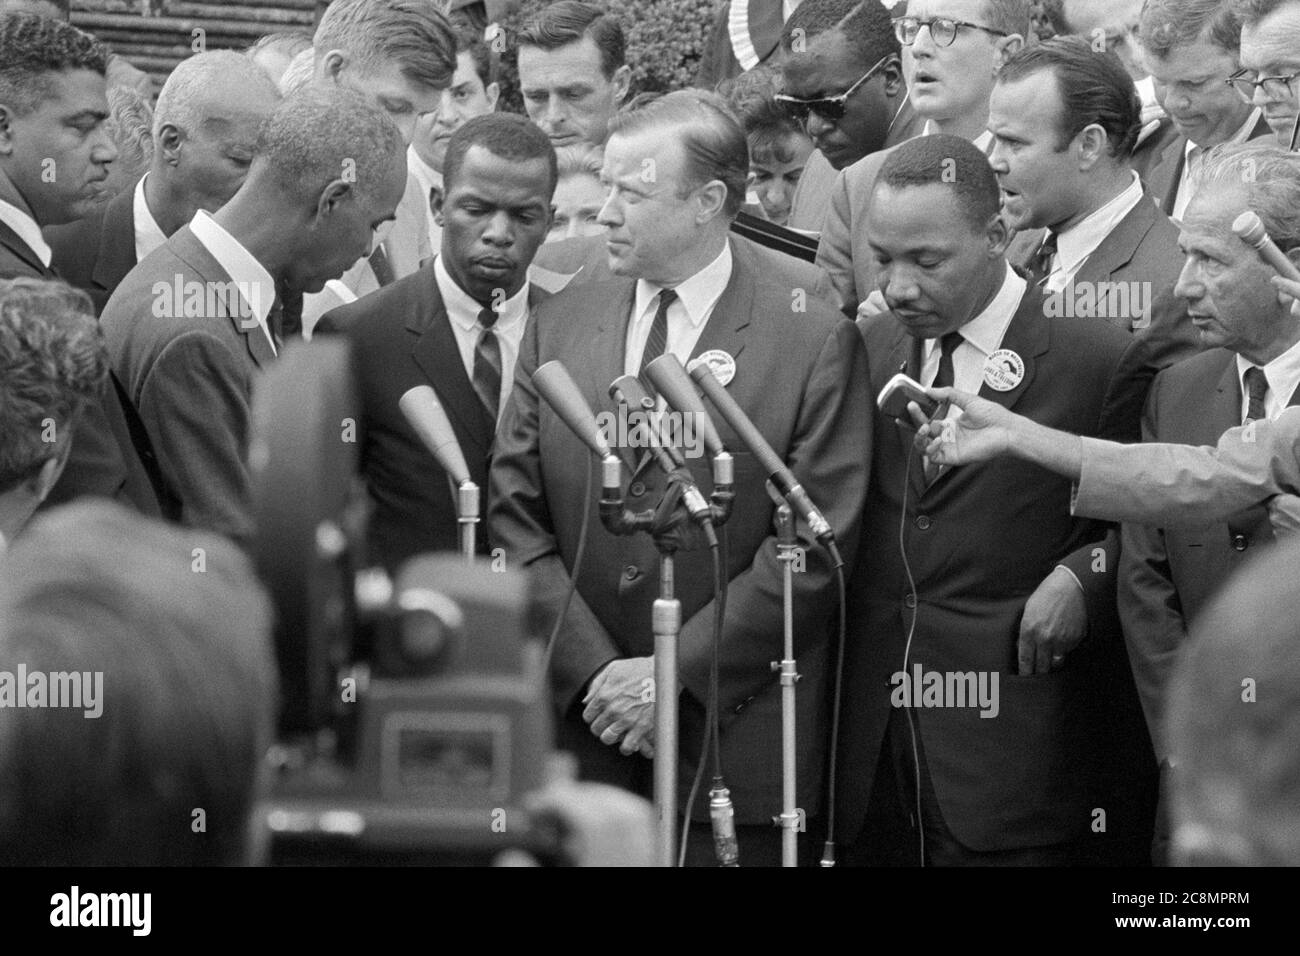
773,54,893,123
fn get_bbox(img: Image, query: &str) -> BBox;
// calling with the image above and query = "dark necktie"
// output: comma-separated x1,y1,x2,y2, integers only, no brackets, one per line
925,332,963,482
369,243,396,287
1026,231,1058,287
1243,365,1269,424
638,288,678,394
473,305,502,422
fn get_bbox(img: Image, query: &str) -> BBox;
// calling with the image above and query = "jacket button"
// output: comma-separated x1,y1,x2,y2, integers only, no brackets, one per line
915,515,931,530
903,593,917,609
629,481,647,497
623,565,640,581
1232,534,1248,552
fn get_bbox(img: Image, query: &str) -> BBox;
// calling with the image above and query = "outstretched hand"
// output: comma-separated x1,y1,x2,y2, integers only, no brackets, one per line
908,387,1017,466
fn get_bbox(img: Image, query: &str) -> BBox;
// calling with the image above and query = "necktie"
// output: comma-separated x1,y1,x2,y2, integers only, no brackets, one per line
1243,366,1269,424
369,243,396,287
925,332,963,482
638,288,678,394
1026,231,1058,287
473,305,502,421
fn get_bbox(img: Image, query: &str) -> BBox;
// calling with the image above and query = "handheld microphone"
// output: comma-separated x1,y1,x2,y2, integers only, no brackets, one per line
1233,211,1300,283
688,359,844,568
399,384,478,558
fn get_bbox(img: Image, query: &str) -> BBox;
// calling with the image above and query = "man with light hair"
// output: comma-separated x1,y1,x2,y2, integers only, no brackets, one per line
1140,0,1273,220
247,31,312,86
1235,0,1300,148
102,86,409,544
48,50,283,314
0,278,106,550
298,0,458,331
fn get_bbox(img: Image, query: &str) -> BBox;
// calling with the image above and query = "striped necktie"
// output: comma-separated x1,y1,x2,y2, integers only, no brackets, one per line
472,305,502,421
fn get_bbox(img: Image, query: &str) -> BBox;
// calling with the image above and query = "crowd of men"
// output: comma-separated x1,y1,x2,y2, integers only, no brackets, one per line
1,0,1299,867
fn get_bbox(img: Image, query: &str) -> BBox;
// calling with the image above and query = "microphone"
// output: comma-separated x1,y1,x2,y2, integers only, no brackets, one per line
532,360,623,496
399,384,478,559
1233,211,1300,283
688,358,844,568
644,355,725,458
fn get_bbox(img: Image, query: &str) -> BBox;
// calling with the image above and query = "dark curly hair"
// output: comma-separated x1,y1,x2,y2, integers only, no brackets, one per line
0,278,106,493
0,12,107,116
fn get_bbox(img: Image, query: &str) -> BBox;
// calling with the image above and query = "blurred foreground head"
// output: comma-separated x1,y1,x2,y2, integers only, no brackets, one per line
0,502,277,865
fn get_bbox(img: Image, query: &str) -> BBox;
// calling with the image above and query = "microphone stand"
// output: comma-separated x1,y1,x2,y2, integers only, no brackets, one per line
600,388,734,866
771,501,801,867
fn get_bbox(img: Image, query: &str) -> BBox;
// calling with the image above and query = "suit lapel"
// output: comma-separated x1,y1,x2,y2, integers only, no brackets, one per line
1073,194,1158,287
1210,353,1243,437
975,286,1048,414
585,279,639,474
0,220,53,277
407,272,495,455
92,184,140,294
169,227,276,370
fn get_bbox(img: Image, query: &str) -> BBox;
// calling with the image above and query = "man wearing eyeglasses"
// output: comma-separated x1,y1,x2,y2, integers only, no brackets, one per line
1140,0,1273,221
1236,0,1300,149
778,0,921,231
815,0,1031,314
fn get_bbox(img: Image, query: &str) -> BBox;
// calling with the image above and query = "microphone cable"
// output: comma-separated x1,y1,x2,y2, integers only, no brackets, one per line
819,559,848,866
897,447,926,867
541,455,595,678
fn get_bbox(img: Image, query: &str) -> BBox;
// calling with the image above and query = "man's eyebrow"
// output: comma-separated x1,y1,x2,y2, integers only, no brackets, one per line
63,110,108,124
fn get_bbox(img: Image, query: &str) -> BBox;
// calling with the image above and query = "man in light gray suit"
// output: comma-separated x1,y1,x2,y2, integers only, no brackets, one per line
102,86,408,544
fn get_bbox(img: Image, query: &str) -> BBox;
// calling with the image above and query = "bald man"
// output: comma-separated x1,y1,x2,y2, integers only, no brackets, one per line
48,51,282,314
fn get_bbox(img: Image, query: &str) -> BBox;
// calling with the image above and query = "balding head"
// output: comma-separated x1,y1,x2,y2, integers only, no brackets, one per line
148,50,282,235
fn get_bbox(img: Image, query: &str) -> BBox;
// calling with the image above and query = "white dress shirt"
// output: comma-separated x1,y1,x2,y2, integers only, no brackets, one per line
408,144,444,256
622,241,733,380
1044,172,1145,294
1172,108,1262,221
434,253,530,421
922,120,994,155
1236,337,1300,423
132,173,168,262
188,210,278,356
920,263,1026,414
0,197,51,268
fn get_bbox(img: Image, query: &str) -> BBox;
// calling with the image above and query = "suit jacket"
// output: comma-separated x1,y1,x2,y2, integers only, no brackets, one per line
1005,189,1184,333
0,219,161,518
488,237,872,823
44,177,138,315
530,231,838,306
316,263,548,572
101,226,277,544
1118,349,1287,763
1142,115,1275,218
1075,409,1300,525
840,284,1154,854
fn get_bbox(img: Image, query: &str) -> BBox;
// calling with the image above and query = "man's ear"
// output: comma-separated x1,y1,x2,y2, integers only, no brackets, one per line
317,49,347,83
485,82,501,111
994,34,1026,72
1075,124,1107,170
315,177,352,221
695,179,728,223
156,123,184,166
611,64,632,105
0,104,15,157
987,211,1011,257
432,189,446,227
882,55,904,99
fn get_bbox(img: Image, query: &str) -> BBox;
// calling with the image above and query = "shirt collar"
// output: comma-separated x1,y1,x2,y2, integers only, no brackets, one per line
1055,171,1145,277
921,121,994,155
188,210,276,326
1236,336,1300,411
434,253,529,334
133,174,168,260
0,196,51,268
927,262,1026,359
633,240,733,330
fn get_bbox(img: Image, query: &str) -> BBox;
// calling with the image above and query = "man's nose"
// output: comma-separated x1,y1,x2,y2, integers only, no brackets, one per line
1174,256,1202,302
482,209,513,245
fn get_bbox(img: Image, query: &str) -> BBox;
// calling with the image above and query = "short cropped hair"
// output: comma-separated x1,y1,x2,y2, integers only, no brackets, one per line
607,88,749,218
246,31,313,61
781,0,862,50
998,36,1141,158
719,66,808,165
153,50,282,140
555,141,603,179
0,279,105,494
826,0,900,68
876,134,1002,231
105,85,153,182
982,0,1035,36
255,84,404,203
314,0,457,92
1193,142,1300,251
1233,0,1300,26
0,502,277,866
517,0,625,79
0,12,106,116
1140,0,1243,59
443,111,558,198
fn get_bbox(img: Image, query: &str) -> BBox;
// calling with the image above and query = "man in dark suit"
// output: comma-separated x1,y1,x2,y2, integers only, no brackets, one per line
0,12,161,516
45,51,282,314
490,90,871,866
839,134,1153,866
994,40,1184,332
317,113,557,572
1118,144,1300,855
103,86,408,545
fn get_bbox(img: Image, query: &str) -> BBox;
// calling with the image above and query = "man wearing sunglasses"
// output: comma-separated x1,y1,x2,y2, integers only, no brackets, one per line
778,0,920,231
1236,0,1300,148
815,0,1030,314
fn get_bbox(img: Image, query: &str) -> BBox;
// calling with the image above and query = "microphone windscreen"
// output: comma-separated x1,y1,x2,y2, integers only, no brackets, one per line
533,360,612,458
1232,211,1267,248
688,358,786,480
399,385,471,485
645,355,725,457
